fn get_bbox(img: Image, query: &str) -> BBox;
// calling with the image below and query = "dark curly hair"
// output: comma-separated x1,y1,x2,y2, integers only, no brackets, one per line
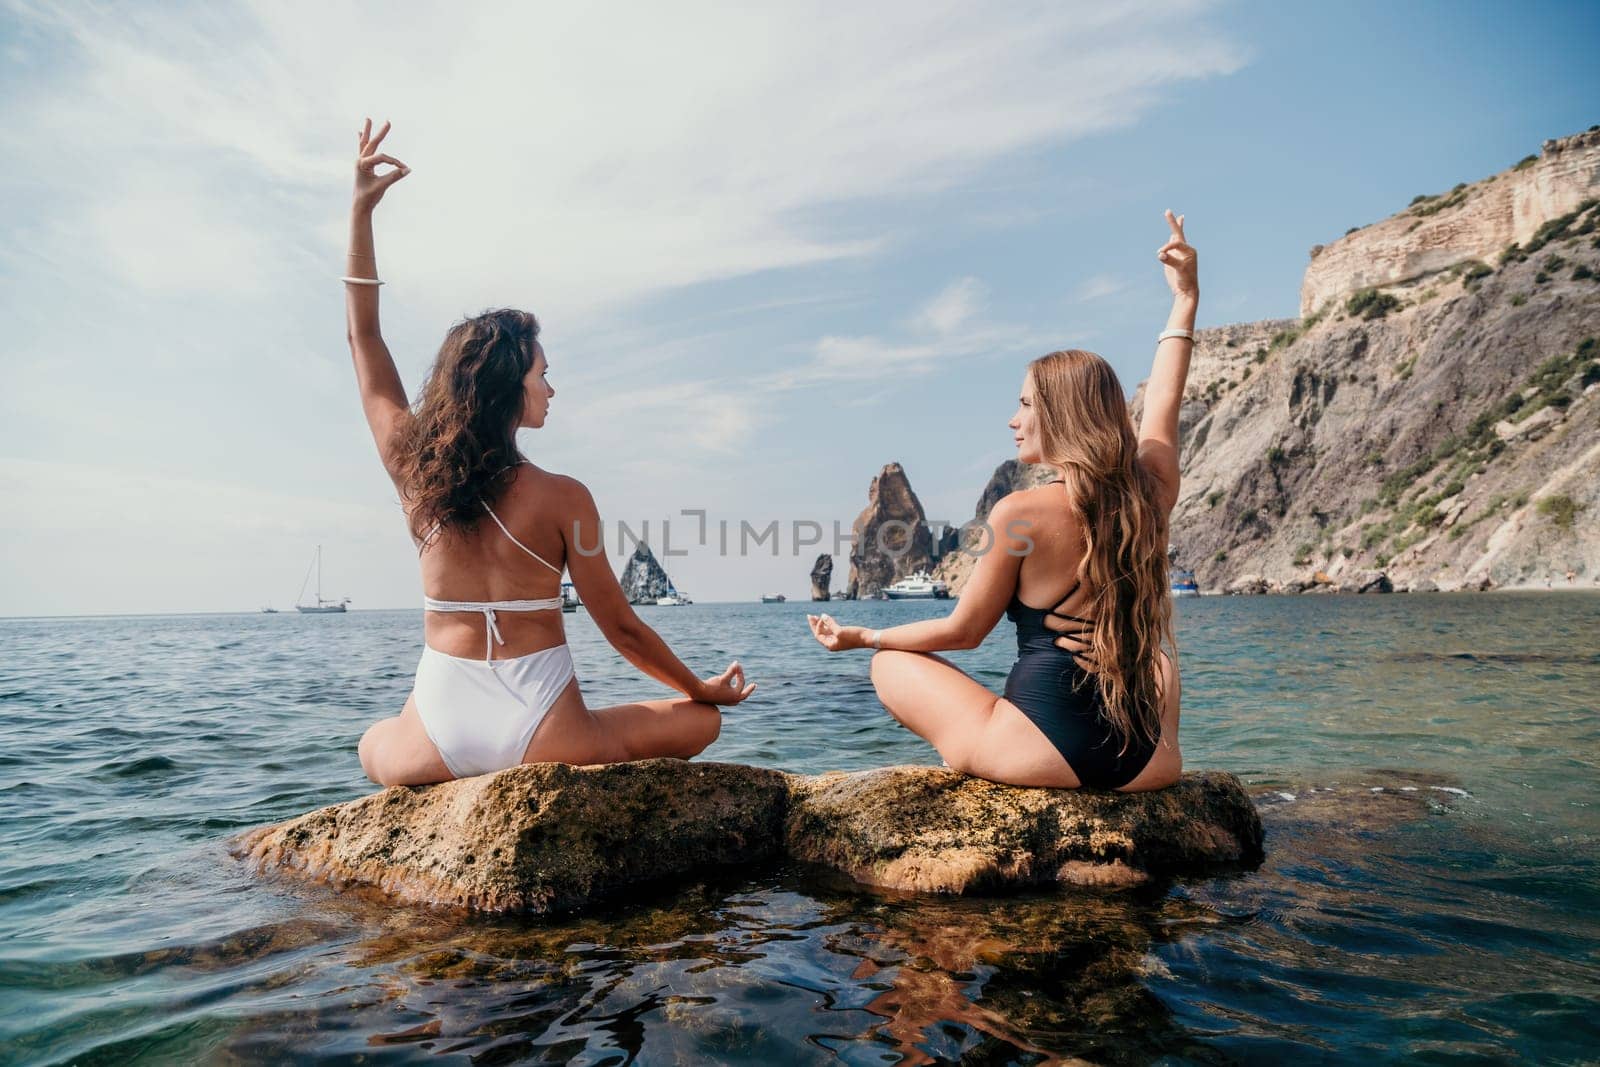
395,308,540,541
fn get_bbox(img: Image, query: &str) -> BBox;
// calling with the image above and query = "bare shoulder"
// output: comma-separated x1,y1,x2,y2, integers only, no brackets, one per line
988,489,1056,547
504,465,592,515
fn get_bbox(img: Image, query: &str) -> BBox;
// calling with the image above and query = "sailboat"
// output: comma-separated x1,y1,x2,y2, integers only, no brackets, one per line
295,545,351,614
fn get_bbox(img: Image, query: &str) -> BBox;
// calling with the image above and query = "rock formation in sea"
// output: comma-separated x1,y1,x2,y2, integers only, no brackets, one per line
233,760,1264,914
847,463,937,599
944,128,1600,595
809,554,832,601
933,459,1056,593
618,542,672,604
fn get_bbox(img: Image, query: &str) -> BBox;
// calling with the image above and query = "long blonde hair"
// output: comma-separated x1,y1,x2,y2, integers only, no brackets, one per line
1029,350,1173,749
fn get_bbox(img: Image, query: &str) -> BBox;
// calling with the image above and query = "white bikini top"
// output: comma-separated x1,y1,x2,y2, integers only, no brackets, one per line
420,497,565,659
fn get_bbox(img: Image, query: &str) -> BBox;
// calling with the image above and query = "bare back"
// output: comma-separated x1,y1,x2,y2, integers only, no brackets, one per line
1011,453,1176,628
416,464,571,659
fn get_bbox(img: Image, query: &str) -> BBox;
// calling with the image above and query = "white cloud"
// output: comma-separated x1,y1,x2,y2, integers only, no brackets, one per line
3,0,1244,324
913,277,988,336
1074,274,1128,302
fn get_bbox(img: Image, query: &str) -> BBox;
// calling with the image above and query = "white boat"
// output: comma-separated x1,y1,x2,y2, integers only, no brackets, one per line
295,545,350,614
561,581,582,613
882,570,950,600
1171,569,1201,598
655,587,692,606
759,593,787,603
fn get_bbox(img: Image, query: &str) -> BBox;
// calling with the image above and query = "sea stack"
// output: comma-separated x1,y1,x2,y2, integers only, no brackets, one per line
619,542,672,604
847,463,936,600
809,554,833,601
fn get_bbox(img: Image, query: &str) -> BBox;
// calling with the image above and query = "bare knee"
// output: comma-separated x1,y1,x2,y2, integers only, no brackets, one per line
358,720,396,786
681,702,721,757
868,649,901,685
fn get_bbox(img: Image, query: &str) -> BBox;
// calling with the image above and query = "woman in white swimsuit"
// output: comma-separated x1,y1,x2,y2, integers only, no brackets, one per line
347,120,756,787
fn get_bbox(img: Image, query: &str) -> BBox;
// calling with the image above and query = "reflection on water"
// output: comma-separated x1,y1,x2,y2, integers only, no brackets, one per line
1,594,1598,1062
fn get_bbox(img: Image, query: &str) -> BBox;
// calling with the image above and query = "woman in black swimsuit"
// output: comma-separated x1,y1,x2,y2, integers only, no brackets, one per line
808,211,1197,791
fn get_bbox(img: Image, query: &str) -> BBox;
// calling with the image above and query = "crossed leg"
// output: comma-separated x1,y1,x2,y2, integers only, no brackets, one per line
869,650,1083,788
868,649,1182,791
358,679,721,787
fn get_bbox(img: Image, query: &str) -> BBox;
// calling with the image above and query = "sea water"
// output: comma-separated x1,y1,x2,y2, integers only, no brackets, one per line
1,594,1597,1063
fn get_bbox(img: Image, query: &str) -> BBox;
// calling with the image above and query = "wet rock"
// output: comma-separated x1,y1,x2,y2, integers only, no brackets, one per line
233,761,789,914
1225,573,1269,595
1359,571,1394,594
809,554,832,601
786,767,1263,892
234,762,1263,914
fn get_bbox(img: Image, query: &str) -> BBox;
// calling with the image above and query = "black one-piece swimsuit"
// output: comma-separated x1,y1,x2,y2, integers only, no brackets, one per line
1001,581,1158,789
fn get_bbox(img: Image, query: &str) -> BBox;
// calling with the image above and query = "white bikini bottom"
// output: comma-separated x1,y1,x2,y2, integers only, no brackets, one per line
412,642,575,779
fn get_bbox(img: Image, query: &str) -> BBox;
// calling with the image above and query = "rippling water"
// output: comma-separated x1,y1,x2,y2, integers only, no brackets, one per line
2,594,1597,1063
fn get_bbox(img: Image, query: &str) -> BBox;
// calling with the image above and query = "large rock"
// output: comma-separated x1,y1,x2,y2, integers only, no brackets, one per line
234,762,1263,914
232,761,789,913
809,553,832,601
847,462,936,599
785,767,1263,891
618,541,672,604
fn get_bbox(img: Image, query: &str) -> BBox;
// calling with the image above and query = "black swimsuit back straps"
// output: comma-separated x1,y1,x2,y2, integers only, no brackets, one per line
1003,579,1157,789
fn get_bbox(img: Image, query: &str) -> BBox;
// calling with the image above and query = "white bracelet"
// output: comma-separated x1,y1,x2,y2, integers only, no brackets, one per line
1158,328,1194,342
341,276,384,286
870,629,882,650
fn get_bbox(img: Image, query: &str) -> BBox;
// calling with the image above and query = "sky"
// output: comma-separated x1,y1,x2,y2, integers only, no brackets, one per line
2,0,1597,616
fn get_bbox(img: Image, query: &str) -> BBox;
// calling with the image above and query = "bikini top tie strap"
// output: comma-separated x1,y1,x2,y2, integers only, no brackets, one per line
423,596,564,661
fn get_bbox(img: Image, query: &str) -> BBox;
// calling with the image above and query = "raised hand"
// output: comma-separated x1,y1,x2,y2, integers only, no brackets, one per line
353,118,411,212
1158,209,1198,300
697,660,757,706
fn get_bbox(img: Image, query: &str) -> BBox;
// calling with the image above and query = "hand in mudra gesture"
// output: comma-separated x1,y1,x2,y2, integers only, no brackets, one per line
698,661,757,706
353,118,410,211
1158,209,1198,299
806,613,864,652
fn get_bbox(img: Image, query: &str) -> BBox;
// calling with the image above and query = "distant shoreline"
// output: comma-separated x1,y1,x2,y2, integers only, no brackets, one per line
5,587,1599,621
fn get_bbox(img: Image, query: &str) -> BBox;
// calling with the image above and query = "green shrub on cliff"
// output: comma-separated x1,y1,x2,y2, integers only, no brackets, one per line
1514,154,1538,171
1460,261,1494,286
1536,494,1582,530
1347,288,1401,320
1575,265,1595,281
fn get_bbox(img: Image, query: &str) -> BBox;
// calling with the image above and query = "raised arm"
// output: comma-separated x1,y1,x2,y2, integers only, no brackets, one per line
1136,210,1200,515
559,479,755,706
345,118,413,488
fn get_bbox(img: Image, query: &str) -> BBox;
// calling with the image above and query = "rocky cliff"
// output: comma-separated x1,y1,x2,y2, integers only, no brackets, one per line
1301,129,1600,316
1140,128,1600,593
619,542,672,604
847,463,937,598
